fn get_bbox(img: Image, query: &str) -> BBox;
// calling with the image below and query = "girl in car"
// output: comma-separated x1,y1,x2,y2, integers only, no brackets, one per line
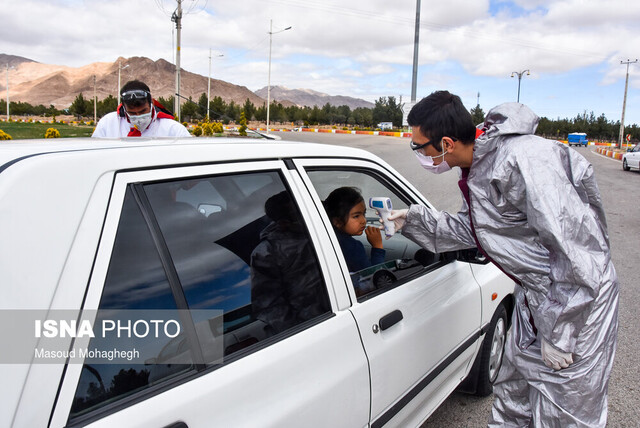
323,187,385,273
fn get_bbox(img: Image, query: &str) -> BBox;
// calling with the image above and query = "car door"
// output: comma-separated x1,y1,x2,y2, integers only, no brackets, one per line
294,158,483,427
630,144,640,168
50,161,370,428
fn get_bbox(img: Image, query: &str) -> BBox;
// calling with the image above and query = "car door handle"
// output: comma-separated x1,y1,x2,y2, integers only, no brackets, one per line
379,310,403,331
163,423,188,428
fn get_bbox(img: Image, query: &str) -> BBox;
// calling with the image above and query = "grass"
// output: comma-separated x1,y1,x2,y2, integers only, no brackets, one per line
0,121,95,140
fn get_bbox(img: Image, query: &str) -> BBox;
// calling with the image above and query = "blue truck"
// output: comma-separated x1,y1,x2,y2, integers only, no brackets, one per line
568,132,588,147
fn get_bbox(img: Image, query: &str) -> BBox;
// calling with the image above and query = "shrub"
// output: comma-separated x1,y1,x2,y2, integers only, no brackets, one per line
192,125,203,137
44,128,61,138
239,112,248,136
202,122,213,136
0,129,12,140
211,122,223,134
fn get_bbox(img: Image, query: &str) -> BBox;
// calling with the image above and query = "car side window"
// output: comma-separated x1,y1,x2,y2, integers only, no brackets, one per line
70,187,189,420
70,171,331,422
306,168,446,299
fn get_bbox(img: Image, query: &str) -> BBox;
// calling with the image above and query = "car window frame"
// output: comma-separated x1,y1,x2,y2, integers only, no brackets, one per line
51,160,342,428
292,157,445,303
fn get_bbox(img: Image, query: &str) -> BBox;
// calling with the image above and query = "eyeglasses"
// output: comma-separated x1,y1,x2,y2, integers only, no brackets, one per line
410,139,432,151
410,136,457,151
121,89,150,104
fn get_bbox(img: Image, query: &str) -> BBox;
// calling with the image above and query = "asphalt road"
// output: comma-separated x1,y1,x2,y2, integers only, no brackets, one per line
276,131,640,427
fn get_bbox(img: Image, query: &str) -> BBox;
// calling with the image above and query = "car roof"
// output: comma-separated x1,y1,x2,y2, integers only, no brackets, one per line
0,137,374,172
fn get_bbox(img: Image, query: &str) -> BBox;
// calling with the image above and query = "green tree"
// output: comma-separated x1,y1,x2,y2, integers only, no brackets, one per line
210,96,226,120
254,103,267,122
97,95,117,117
69,93,89,118
180,97,199,122
470,105,485,125
225,101,239,122
243,98,256,121
372,96,403,128
197,93,209,119
156,96,175,115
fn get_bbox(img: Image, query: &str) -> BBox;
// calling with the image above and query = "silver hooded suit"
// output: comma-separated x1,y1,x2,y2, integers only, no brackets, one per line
401,103,619,427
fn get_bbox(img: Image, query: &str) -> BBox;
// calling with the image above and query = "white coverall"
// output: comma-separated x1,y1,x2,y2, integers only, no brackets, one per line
401,103,619,427
92,111,191,138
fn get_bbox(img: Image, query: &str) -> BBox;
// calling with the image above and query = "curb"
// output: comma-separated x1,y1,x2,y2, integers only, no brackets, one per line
249,127,413,138
595,147,624,161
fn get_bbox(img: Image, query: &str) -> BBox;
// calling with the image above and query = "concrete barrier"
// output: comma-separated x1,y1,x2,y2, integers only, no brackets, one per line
596,147,624,160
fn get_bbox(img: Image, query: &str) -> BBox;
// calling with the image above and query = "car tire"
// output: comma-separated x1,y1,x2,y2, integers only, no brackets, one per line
623,159,630,171
474,303,508,396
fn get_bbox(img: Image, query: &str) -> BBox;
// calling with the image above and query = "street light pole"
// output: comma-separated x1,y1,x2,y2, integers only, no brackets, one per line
410,0,421,103
172,0,183,122
117,61,129,106
618,59,638,149
266,20,291,134
510,69,530,103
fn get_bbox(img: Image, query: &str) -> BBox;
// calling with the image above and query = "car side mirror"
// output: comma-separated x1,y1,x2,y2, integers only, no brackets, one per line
457,248,489,264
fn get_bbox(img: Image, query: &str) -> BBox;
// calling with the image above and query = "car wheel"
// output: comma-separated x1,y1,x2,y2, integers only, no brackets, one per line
474,303,508,396
623,159,630,171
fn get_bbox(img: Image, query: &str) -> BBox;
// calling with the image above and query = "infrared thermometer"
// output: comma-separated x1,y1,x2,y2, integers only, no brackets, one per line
369,197,395,238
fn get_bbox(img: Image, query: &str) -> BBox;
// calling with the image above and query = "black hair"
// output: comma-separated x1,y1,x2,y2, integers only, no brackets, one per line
120,80,152,106
323,187,364,227
407,90,477,150
265,191,297,222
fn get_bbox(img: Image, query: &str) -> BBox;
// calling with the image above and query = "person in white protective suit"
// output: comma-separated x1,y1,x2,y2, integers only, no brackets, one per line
387,91,619,427
92,80,191,138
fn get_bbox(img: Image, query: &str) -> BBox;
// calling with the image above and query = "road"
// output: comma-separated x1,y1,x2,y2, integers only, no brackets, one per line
275,131,640,427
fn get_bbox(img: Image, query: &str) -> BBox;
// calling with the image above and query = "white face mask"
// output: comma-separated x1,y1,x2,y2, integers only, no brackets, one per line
128,106,154,131
414,145,451,174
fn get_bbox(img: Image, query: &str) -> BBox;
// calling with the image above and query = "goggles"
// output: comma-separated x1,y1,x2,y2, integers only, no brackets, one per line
121,89,150,105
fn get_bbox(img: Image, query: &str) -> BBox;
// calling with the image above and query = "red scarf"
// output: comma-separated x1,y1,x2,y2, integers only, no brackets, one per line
117,100,175,137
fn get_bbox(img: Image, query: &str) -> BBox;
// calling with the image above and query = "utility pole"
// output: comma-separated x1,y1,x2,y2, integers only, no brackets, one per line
208,48,211,121
477,92,480,106
5,64,9,120
93,75,97,124
618,59,637,148
172,0,183,122
411,0,421,103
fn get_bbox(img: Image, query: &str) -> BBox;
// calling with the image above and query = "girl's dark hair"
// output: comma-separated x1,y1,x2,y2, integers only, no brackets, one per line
323,187,364,227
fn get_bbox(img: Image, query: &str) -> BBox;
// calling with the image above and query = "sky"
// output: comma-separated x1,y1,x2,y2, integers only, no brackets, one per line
1,0,640,125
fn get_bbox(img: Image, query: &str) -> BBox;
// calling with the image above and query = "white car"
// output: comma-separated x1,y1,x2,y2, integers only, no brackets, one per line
1,137,514,428
622,144,640,171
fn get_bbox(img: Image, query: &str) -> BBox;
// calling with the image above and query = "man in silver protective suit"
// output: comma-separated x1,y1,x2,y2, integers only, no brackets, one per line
387,91,619,427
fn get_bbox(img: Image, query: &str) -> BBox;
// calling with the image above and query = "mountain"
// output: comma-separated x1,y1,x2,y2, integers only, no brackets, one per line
0,54,37,68
1,55,266,109
1,54,376,112
255,86,374,109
